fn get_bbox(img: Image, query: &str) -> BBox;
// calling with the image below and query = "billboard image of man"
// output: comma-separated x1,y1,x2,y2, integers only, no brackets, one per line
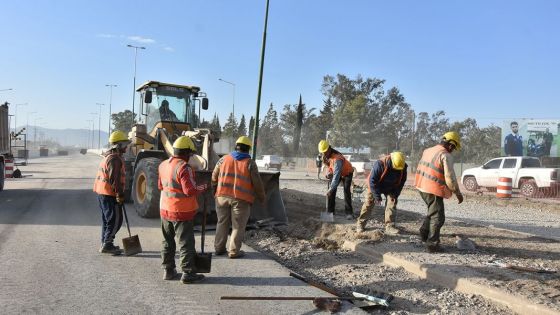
504,121,523,156
543,128,554,156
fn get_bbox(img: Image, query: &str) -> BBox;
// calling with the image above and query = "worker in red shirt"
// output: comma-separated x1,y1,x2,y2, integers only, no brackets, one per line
159,136,208,283
93,131,130,255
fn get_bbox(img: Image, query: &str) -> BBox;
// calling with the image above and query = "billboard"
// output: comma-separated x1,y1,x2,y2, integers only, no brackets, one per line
502,119,560,157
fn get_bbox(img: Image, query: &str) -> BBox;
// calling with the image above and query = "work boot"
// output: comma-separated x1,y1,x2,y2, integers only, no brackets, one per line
100,243,122,255
181,272,205,284
228,250,245,259
384,225,400,235
163,268,178,280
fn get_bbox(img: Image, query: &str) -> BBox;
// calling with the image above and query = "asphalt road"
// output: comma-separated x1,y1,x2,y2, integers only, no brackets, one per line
0,154,362,315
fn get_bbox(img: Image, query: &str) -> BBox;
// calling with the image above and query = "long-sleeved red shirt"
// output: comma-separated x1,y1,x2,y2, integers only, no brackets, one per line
158,157,207,221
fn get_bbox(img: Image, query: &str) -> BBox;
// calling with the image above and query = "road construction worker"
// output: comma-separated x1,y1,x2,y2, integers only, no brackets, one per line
356,151,407,234
92,130,130,255
318,140,355,220
415,131,464,253
212,136,265,259
158,136,208,283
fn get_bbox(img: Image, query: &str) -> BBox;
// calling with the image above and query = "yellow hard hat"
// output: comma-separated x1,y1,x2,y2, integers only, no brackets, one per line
318,140,330,153
390,151,405,170
173,136,196,151
109,131,128,144
442,131,461,150
236,136,252,147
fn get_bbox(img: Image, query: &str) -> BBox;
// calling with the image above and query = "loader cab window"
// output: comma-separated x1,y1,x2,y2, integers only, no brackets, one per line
145,87,195,132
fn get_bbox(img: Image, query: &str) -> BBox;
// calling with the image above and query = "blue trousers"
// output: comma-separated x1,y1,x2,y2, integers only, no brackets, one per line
97,195,123,245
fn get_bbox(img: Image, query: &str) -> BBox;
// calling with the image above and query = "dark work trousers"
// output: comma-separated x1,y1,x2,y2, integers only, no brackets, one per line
327,173,354,215
418,191,445,247
161,218,196,273
97,195,123,245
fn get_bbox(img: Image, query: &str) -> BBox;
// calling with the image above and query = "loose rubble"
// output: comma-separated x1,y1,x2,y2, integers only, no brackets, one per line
245,177,560,314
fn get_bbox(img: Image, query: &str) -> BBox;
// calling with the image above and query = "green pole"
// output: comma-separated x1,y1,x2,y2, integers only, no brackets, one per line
251,0,270,158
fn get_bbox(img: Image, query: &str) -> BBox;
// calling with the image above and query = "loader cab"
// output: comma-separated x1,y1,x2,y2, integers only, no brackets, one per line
138,81,208,133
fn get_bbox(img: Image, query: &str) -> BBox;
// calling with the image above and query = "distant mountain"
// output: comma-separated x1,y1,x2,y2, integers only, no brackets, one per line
13,125,109,148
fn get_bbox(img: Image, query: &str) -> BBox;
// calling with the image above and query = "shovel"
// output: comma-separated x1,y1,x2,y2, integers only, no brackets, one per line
121,204,142,256
321,180,334,222
194,194,212,273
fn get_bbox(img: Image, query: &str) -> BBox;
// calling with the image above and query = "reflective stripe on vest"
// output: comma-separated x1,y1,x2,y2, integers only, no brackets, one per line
158,158,199,214
414,145,452,198
93,153,125,196
329,153,353,177
216,155,255,203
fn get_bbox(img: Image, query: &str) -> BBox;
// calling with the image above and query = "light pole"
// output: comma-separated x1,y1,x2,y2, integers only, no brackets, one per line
85,120,93,149
95,103,105,149
33,117,42,144
252,0,270,158
14,103,28,131
105,84,117,135
218,78,236,119
127,44,146,125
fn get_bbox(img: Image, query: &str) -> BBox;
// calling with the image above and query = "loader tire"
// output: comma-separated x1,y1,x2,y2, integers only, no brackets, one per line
132,157,162,218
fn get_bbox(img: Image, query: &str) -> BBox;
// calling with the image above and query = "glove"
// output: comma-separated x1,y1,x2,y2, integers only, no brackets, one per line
116,194,124,205
456,192,464,204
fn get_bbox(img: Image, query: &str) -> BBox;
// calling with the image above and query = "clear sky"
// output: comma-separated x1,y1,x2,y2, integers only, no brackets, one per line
1,0,559,133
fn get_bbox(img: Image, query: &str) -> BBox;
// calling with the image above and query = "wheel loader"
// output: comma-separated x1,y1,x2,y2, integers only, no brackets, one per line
124,81,286,226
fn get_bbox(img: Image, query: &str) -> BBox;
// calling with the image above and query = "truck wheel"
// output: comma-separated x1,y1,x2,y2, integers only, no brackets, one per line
132,157,162,218
0,161,4,192
519,180,538,198
463,177,478,192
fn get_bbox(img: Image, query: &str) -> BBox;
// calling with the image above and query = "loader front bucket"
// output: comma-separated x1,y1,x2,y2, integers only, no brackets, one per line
194,170,287,226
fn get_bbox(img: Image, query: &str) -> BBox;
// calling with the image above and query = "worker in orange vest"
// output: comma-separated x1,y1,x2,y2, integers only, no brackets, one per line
93,131,130,255
356,152,407,234
318,140,355,220
212,136,265,259
415,131,464,253
159,136,208,283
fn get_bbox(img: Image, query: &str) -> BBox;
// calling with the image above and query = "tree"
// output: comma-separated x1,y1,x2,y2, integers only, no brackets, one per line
258,103,283,155
248,116,255,138
293,95,304,156
209,113,222,138
222,113,238,138
111,110,137,133
238,115,247,137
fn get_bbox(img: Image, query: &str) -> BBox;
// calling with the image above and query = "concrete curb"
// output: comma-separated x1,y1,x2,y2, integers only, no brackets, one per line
343,240,558,315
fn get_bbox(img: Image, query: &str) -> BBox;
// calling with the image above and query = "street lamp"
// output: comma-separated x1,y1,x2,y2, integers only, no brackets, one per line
33,117,42,144
86,120,93,149
127,44,146,125
95,103,105,149
218,78,236,119
14,103,28,131
105,84,117,135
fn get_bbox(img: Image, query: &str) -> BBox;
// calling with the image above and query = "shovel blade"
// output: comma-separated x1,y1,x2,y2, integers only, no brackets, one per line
194,252,212,273
122,235,142,256
320,211,334,222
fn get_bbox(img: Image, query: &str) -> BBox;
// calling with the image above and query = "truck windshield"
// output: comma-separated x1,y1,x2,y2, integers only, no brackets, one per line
145,87,194,132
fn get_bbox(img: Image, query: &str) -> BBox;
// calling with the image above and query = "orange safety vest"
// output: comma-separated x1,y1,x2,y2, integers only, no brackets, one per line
93,153,125,196
367,155,405,193
159,158,199,217
216,154,255,204
328,153,353,177
414,145,452,198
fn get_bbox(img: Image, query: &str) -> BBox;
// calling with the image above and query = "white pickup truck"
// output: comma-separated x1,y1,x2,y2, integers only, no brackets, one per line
461,156,560,197
255,155,282,171
343,154,372,175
